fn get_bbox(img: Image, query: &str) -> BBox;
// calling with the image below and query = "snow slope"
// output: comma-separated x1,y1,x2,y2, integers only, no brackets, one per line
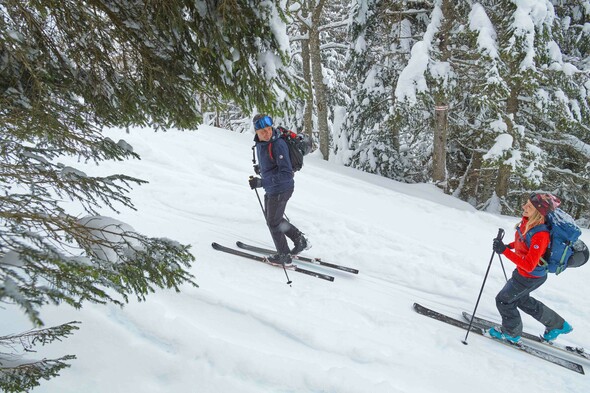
6,125,589,393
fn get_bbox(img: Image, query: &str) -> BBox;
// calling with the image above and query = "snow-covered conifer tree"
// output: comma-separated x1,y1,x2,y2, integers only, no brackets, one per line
474,0,590,216
0,1,299,390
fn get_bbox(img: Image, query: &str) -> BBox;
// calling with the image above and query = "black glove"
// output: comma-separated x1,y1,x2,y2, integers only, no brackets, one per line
248,176,262,189
493,238,507,254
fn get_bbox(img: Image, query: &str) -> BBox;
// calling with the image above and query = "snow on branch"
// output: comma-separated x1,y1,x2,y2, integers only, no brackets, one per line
395,4,443,103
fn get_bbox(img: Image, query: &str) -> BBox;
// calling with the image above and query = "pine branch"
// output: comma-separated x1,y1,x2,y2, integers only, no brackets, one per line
0,322,79,393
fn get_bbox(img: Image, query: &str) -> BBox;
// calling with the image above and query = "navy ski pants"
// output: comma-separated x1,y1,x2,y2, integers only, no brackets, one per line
264,188,300,255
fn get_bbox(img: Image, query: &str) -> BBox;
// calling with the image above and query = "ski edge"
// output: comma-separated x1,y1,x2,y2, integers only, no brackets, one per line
413,303,584,375
462,311,590,361
235,241,359,274
212,242,334,282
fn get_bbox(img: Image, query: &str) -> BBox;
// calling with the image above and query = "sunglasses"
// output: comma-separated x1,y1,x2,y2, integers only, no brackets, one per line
254,115,273,131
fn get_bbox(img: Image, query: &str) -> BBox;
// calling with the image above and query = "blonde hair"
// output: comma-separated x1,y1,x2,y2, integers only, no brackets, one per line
524,208,545,234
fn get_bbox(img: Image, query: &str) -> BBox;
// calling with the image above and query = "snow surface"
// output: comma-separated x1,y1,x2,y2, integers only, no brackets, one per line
4,125,589,393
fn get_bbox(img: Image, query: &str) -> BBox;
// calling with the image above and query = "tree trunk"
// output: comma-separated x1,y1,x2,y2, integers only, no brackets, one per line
433,104,448,185
300,4,313,139
432,0,452,188
495,162,511,199
309,0,329,160
456,150,483,206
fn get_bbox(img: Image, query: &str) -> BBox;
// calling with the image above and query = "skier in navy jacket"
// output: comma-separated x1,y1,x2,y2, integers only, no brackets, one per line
248,114,309,265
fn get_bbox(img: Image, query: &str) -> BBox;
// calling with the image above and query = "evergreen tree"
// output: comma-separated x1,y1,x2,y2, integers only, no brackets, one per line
284,0,350,157
448,1,513,209
0,1,299,390
0,323,79,393
343,0,430,182
539,0,590,222
343,0,590,222
473,0,590,217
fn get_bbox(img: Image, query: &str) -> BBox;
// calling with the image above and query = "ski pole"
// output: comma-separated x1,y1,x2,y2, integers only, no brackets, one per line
281,263,293,286
249,175,289,221
250,176,292,285
251,181,266,217
498,254,508,282
462,228,505,345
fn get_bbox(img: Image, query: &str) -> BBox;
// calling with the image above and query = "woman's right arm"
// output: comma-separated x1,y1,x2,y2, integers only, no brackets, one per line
502,231,550,273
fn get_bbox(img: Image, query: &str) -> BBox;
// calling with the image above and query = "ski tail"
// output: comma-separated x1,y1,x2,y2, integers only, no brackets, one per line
212,242,334,282
413,303,584,375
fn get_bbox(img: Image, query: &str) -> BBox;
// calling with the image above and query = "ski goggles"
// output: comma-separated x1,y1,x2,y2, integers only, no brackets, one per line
253,115,273,131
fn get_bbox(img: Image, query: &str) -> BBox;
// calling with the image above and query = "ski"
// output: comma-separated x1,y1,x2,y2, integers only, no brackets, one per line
462,311,590,361
235,241,359,274
211,242,334,282
413,303,584,374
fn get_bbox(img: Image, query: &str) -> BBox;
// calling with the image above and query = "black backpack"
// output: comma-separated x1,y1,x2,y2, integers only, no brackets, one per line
569,239,589,269
268,126,312,172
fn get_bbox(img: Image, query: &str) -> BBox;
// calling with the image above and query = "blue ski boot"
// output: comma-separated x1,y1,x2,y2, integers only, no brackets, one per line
543,321,573,341
489,327,521,344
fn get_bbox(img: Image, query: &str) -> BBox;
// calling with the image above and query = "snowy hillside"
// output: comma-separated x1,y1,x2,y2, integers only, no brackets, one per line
5,125,589,393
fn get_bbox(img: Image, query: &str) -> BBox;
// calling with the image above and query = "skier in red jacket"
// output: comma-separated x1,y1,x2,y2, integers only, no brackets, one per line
489,193,573,343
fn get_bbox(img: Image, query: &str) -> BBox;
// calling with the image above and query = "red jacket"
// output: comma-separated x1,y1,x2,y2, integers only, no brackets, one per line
501,217,550,278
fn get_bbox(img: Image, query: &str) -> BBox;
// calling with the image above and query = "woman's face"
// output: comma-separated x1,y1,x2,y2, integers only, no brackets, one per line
522,200,537,218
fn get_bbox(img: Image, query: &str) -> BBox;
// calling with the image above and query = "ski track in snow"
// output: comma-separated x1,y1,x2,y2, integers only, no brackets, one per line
6,126,589,393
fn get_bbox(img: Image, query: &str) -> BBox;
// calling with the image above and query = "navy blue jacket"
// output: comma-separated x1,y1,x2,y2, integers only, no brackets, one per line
254,128,294,196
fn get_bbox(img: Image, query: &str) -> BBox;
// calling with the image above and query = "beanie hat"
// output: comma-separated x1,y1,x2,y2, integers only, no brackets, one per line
529,193,561,216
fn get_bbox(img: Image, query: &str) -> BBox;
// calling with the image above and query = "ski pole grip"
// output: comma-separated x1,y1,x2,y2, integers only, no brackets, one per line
496,228,505,241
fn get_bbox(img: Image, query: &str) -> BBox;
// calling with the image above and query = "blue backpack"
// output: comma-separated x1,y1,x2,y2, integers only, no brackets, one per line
524,209,585,275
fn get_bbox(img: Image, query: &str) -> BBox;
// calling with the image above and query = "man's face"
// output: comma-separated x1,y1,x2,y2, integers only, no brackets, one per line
256,126,273,142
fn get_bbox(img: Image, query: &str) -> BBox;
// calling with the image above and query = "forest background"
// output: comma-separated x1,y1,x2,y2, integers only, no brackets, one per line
210,0,590,224
1,0,590,391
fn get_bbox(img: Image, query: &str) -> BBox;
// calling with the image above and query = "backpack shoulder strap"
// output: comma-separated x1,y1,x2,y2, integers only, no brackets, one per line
524,224,550,268
528,224,549,237
267,128,280,161
518,224,549,247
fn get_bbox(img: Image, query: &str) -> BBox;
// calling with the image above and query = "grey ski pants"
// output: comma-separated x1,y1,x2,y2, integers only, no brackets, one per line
496,269,565,337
